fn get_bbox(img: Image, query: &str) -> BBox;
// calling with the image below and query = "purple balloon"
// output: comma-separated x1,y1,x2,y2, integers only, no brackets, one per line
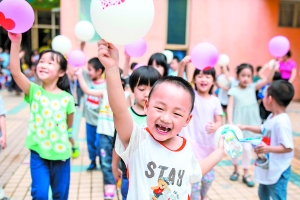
125,38,147,58
68,50,86,67
191,42,219,70
0,0,35,33
268,36,290,58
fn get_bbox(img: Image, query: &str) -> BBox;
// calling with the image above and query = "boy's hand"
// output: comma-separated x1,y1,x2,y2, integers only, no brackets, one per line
254,142,269,154
73,67,83,76
236,124,246,130
112,165,122,181
180,55,191,65
217,135,227,157
206,122,217,134
97,39,119,69
0,136,6,149
8,32,22,44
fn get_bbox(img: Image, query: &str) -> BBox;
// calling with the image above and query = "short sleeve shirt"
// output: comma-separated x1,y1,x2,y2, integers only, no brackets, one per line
25,82,75,160
255,113,294,185
115,123,202,199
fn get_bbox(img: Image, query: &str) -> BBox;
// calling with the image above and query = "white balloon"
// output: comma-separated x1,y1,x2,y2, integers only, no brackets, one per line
217,74,230,88
268,59,279,70
214,124,243,148
52,35,72,55
218,54,230,66
90,0,155,45
162,50,173,64
74,21,95,42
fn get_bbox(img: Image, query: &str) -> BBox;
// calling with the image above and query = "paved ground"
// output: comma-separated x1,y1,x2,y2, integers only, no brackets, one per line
0,90,299,200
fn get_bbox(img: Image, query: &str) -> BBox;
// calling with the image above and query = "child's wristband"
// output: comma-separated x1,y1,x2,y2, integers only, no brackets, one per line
68,128,73,138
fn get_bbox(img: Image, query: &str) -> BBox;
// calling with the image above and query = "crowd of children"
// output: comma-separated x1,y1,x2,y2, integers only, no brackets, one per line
0,30,296,200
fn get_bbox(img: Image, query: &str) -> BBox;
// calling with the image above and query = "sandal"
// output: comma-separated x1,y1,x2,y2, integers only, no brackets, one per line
229,171,239,181
243,175,255,187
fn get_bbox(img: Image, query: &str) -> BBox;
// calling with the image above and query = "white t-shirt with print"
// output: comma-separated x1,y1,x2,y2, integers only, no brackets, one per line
255,113,294,185
115,123,202,200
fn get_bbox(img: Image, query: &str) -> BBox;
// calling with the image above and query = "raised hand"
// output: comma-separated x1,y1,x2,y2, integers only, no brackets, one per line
8,32,22,44
97,39,119,69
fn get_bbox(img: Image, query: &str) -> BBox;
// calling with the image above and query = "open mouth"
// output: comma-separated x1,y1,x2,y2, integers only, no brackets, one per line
155,124,171,135
39,71,48,75
200,83,208,87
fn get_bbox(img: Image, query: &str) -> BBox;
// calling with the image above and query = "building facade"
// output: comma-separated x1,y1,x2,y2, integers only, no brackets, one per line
0,0,300,99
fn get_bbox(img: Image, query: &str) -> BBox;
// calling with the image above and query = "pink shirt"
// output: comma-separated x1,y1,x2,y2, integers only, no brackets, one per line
279,59,296,80
179,92,223,160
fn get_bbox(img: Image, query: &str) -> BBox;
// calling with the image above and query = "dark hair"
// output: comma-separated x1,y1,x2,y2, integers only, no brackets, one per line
267,80,294,107
88,57,105,74
130,62,137,70
148,76,195,113
39,50,71,94
236,63,254,76
286,50,291,58
172,56,180,63
129,66,162,92
273,72,282,81
193,68,216,94
256,66,262,73
148,53,168,77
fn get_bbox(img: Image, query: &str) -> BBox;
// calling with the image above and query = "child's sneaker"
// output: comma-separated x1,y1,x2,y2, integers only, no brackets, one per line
72,142,80,159
104,184,116,199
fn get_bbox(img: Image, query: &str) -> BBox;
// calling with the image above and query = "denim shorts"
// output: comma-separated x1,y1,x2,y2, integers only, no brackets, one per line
258,166,291,200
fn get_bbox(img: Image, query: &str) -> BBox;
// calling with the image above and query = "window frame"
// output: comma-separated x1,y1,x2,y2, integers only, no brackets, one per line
31,9,60,49
165,0,190,50
279,0,300,28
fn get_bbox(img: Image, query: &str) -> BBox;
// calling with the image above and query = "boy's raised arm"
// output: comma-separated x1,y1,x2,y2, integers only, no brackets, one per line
97,40,133,147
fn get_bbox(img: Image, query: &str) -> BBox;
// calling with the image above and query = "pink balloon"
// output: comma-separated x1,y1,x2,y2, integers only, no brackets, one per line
125,38,147,58
68,50,86,67
0,0,35,33
268,36,290,58
191,42,219,70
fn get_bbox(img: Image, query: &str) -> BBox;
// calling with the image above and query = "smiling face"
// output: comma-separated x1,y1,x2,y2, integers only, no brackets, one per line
36,52,64,82
144,82,192,142
194,70,215,94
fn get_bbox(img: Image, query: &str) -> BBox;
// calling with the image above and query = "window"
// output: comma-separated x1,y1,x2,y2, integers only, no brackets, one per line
31,10,60,51
166,0,189,49
279,0,300,28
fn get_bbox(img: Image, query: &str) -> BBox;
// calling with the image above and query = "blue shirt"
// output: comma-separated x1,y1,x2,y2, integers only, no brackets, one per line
0,53,10,68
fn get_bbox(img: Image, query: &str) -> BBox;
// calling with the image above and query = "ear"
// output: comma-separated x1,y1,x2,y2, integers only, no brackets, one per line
183,114,193,127
58,70,65,78
144,99,149,115
267,95,273,104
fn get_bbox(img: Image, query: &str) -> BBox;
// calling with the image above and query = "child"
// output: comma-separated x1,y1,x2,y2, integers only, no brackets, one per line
227,63,276,187
75,66,120,199
148,53,169,77
9,33,75,199
0,95,7,200
253,66,262,83
112,66,162,200
97,39,226,199
216,65,237,121
237,80,294,200
82,57,106,170
178,56,223,200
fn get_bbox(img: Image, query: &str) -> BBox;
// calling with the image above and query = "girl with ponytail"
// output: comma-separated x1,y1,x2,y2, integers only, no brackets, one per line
8,33,75,199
